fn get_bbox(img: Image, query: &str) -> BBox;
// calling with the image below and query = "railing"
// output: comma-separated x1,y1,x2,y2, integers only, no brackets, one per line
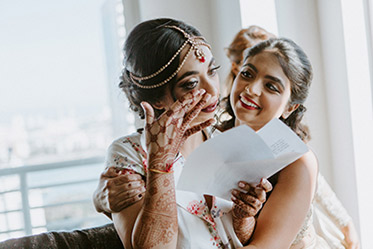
0,156,110,242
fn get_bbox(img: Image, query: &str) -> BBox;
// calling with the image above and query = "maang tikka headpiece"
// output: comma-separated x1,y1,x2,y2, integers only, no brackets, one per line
129,25,211,89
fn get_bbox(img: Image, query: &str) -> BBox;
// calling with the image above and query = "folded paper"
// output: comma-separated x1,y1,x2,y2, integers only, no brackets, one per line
176,118,309,200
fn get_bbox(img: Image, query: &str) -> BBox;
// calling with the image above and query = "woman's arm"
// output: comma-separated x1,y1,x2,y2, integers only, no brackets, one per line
243,150,318,249
113,89,214,249
113,172,178,249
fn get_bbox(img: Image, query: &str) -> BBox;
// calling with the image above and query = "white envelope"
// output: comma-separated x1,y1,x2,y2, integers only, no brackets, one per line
176,118,309,200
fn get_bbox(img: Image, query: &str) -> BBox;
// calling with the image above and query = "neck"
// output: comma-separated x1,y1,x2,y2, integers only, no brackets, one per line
179,130,206,159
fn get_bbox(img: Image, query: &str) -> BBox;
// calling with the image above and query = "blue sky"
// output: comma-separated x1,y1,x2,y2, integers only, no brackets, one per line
0,0,109,122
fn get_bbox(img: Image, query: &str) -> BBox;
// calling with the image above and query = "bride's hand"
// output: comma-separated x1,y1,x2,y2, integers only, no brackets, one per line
141,89,215,172
231,178,273,219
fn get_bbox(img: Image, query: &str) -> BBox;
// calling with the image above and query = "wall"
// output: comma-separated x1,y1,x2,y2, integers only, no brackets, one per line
118,0,373,245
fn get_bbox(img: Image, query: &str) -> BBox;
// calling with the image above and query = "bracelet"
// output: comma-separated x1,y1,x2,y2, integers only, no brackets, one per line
149,168,174,174
148,154,182,174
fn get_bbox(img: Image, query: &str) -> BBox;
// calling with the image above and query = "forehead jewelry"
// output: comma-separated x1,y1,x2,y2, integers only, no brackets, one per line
129,25,211,89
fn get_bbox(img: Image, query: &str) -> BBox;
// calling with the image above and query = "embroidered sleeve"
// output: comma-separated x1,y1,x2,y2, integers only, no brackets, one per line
314,174,352,228
105,136,147,177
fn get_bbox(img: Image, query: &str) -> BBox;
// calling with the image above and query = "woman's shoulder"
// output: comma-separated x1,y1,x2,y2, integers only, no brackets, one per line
279,150,318,184
296,149,318,171
109,131,143,151
105,131,147,175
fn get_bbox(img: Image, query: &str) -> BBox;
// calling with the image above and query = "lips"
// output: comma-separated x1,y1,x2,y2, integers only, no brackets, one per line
201,99,219,113
239,95,260,110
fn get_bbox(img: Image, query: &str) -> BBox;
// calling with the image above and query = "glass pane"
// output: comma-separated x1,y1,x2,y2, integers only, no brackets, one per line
5,211,24,230
28,189,44,208
8,231,25,240
0,175,20,192
0,0,115,169
43,202,108,231
3,192,22,211
30,208,47,227
29,180,98,208
0,194,5,212
0,233,9,243
27,162,103,188
32,227,47,235
0,214,8,232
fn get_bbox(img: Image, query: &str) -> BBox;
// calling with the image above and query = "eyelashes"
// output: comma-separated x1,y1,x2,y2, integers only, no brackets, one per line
180,65,221,90
240,70,281,93
209,65,221,76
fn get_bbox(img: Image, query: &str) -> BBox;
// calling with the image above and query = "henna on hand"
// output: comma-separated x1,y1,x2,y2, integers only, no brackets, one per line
93,166,145,215
232,216,256,246
231,178,272,245
142,89,210,171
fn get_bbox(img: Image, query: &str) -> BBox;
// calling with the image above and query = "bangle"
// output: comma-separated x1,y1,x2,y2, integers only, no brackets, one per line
148,155,182,174
149,168,174,174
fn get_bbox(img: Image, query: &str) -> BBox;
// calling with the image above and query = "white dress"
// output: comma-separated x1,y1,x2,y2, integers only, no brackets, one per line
289,175,351,249
106,130,350,248
106,130,242,248
312,174,351,249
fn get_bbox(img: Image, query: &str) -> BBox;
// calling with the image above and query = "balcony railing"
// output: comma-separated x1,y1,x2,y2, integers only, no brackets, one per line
0,156,111,242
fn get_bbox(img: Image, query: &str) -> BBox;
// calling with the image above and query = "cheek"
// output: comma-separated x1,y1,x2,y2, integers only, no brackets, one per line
229,86,239,106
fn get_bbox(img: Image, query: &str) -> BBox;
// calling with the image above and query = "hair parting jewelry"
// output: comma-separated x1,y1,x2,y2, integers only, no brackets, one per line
129,25,211,89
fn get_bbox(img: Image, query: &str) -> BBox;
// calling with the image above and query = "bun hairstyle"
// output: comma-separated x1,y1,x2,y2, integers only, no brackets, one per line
119,18,203,119
223,26,275,97
225,25,276,66
219,38,313,142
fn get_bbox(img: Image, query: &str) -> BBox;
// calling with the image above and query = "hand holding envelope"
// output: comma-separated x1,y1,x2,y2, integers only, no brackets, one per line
176,118,309,200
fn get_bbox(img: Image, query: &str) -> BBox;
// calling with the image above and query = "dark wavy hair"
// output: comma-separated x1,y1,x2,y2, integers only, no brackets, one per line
218,38,313,142
119,18,203,119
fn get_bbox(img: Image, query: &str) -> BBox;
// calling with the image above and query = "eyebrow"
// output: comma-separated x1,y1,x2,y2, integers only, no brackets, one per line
176,57,216,83
243,63,258,73
265,75,285,90
243,63,285,90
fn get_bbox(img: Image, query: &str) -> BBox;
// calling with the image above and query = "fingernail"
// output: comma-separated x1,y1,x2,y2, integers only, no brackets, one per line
232,190,238,195
238,182,245,188
231,196,236,201
199,89,206,94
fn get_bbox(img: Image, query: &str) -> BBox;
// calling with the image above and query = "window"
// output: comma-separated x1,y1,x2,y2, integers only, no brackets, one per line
0,0,132,241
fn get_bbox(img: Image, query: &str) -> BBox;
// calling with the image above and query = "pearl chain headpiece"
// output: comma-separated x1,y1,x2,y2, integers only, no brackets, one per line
129,25,211,89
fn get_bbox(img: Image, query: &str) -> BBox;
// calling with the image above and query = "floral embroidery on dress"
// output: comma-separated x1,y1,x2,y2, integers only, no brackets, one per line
211,204,227,219
187,200,206,216
117,138,148,173
123,138,147,158
112,155,145,175
186,199,225,248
